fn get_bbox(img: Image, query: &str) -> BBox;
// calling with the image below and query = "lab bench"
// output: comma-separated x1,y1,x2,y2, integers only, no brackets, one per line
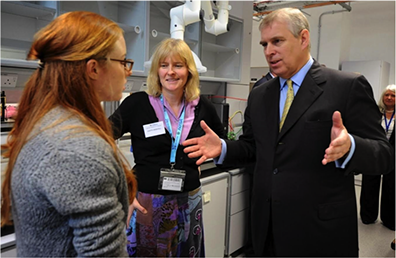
201,170,230,257
200,167,251,257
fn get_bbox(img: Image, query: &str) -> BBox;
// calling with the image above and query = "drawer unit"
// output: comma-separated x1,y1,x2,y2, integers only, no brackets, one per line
225,168,250,256
228,209,248,255
230,188,250,216
201,172,230,258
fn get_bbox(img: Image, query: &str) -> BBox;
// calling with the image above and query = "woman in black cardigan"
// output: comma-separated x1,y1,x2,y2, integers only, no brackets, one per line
109,38,225,257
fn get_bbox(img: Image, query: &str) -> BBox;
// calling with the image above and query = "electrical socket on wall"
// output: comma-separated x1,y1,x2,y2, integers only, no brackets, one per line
125,80,134,92
140,82,148,91
1,74,18,87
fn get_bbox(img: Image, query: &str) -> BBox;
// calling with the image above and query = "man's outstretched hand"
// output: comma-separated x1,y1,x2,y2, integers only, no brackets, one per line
322,111,351,165
182,120,222,165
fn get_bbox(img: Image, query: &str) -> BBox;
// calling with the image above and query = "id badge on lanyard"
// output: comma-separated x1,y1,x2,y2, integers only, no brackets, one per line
158,94,187,192
158,168,186,192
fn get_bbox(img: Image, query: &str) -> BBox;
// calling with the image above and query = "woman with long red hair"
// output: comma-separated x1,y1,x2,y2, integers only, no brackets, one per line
1,11,136,257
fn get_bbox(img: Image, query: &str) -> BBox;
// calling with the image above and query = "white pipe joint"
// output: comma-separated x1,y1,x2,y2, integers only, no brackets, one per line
170,0,201,40
202,1,230,36
184,0,201,25
170,5,186,40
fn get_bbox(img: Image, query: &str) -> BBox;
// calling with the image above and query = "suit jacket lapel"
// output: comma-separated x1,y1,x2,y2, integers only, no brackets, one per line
263,79,281,136
278,61,326,139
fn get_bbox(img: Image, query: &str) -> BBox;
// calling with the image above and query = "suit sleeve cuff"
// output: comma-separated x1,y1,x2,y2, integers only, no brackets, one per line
214,139,227,165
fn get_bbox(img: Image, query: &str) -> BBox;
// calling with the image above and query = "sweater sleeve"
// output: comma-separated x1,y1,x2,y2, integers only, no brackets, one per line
33,135,128,257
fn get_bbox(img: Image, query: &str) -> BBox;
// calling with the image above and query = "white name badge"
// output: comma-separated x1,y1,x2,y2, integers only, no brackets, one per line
162,177,183,191
143,121,166,138
158,168,186,192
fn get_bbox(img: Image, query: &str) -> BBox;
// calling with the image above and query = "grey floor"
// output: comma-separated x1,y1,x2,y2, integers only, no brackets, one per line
235,177,395,258
355,178,395,258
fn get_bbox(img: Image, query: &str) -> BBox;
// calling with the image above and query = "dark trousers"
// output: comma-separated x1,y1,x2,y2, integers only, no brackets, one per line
245,163,256,257
245,163,276,257
360,171,395,230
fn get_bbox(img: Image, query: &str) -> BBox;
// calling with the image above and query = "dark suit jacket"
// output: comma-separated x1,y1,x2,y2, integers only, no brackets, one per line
252,72,274,88
224,61,394,257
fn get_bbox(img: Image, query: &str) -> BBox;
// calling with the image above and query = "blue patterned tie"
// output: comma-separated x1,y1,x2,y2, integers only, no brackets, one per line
280,79,294,131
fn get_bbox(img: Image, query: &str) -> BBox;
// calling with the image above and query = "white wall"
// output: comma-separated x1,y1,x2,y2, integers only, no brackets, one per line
250,1,395,84
340,1,394,84
225,1,253,127
250,18,265,68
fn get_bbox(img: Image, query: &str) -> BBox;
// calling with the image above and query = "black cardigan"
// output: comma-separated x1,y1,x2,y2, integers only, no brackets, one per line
109,91,225,194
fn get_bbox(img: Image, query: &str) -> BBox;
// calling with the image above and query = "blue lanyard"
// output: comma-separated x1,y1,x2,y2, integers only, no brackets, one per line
160,94,186,167
384,110,395,133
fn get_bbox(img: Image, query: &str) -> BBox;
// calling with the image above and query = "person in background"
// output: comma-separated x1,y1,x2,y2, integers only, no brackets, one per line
360,84,395,246
252,68,277,89
182,8,394,257
109,38,225,257
0,11,137,257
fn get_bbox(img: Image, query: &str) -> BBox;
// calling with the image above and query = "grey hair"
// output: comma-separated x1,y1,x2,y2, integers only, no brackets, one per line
378,84,396,112
259,8,311,49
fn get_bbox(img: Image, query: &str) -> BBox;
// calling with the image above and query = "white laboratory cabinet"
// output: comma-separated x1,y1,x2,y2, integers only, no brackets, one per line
1,234,16,257
1,1,245,82
201,172,230,258
225,168,250,256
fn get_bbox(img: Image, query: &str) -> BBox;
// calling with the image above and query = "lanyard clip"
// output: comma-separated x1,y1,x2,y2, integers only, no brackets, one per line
170,163,175,170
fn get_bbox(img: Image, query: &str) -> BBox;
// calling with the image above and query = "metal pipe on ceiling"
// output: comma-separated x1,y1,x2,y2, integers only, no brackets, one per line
316,3,351,62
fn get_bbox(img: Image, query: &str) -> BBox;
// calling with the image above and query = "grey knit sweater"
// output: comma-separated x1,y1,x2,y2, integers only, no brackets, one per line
10,107,129,257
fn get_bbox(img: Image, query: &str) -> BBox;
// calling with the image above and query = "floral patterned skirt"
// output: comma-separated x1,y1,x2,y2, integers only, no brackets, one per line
126,187,205,257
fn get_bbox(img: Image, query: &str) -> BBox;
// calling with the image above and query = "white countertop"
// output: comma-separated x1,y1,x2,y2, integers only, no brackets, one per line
1,233,16,249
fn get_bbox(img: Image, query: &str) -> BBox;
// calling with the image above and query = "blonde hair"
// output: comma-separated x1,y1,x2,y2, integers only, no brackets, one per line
1,11,137,226
146,38,200,102
378,84,396,112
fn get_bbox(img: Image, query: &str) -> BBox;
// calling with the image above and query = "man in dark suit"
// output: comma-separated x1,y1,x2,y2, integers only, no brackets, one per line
183,7,394,257
252,69,276,89
246,70,276,257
